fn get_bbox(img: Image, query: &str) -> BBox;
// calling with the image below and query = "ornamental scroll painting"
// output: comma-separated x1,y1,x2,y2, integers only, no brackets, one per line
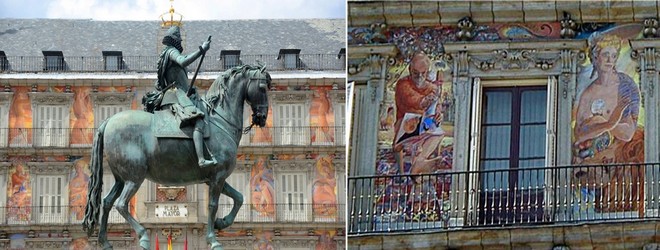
572,24,645,216
374,29,454,226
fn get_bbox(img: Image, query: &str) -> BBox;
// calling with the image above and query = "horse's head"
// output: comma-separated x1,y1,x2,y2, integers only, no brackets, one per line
246,66,271,127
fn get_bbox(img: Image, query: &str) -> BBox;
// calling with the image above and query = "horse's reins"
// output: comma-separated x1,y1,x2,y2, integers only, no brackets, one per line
203,69,268,147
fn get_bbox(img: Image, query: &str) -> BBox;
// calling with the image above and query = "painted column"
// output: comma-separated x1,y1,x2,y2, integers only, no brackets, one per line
347,46,395,233
556,49,582,221
631,40,660,213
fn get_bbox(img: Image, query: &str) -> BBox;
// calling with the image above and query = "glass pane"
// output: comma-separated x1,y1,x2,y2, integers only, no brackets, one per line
518,159,545,189
520,90,547,123
106,56,119,70
284,54,297,69
483,91,512,124
482,125,511,158
481,160,509,190
519,124,546,158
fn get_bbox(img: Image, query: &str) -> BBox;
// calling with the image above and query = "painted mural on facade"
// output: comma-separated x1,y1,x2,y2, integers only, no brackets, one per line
7,162,31,223
362,22,560,224
310,87,337,144
374,33,455,224
69,157,91,221
250,156,276,218
572,23,645,215
348,22,561,45
7,86,135,146
313,155,338,219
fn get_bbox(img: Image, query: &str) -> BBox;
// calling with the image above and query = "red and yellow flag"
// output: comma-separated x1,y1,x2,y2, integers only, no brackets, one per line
155,234,160,250
167,232,173,250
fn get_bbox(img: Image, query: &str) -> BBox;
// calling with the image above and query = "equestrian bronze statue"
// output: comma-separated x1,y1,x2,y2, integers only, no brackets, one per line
82,27,271,250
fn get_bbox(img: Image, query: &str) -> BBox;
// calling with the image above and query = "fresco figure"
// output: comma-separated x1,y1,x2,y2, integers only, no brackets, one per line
7,164,31,222
251,157,275,217
572,28,644,213
312,156,337,217
574,34,640,161
392,52,444,176
69,158,91,220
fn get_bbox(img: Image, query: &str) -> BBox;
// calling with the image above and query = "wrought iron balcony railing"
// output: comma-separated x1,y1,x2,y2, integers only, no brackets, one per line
0,126,344,148
0,203,345,225
239,126,345,147
218,203,345,223
0,205,125,225
0,54,345,73
348,163,660,235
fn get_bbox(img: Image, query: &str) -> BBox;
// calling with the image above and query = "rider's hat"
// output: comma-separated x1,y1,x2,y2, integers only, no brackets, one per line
165,26,182,41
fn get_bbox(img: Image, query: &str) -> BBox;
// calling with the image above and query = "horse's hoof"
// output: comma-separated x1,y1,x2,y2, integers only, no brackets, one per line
102,245,113,250
210,242,224,250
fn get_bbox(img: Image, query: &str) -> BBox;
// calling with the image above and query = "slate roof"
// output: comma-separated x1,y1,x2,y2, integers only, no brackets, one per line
0,19,345,57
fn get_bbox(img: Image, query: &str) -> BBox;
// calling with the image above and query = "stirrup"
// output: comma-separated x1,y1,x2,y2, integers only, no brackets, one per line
199,158,217,168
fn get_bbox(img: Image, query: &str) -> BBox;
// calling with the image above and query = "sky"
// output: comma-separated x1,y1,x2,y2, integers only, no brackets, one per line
0,0,346,20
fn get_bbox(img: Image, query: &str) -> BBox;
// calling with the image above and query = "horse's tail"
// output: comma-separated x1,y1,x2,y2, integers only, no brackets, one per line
82,120,107,236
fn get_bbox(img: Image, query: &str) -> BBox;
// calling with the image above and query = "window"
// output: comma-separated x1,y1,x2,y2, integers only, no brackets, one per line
0,51,8,71
0,167,7,224
95,105,127,128
275,103,308,145
36,175,65,223
335,102,346,145
34,105,68,147
278,49,301,69
473,80,553,225
277,172,308,221
219,171,249,221
102,173,124,223
221,50,241,70
42,51,64,71
102,51,123,71
0,93,11,147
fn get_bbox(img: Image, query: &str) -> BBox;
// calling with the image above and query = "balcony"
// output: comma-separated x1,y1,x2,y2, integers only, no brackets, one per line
239,126,345,147
0,204,345,225
0,126,344,149
0,54,345,73
348,163,660,235
0,205,124,225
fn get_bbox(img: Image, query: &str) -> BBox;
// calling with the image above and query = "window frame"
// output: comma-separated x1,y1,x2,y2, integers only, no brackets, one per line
270,90,313,146
42,51,65,71
468,77,558,225
27,162,71,224
221,50,241,70
102,51,124,71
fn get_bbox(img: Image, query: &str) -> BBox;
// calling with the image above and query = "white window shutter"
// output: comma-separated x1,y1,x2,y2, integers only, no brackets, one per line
38,175,64,223
220,172,249,221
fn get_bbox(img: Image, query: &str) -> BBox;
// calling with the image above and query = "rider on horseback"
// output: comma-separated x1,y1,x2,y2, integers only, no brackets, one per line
157,26,217,168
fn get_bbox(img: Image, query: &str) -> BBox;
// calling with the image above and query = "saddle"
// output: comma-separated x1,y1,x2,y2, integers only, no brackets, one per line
143,87,210,139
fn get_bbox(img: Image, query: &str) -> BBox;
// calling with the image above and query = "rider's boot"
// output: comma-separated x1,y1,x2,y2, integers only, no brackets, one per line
194,128,217,168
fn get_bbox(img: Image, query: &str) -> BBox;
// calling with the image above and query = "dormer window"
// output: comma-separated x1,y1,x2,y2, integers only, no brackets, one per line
337,48,346,59
221,50,241,70
102,51,123,71
278,49,301,69
0,51,8,71
42,51,64,71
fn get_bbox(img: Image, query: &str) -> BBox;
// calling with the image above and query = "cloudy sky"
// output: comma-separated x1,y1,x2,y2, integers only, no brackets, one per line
0,0,346,20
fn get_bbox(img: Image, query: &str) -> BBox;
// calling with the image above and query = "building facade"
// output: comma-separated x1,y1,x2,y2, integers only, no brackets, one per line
348,1,660,249
0,15,346,249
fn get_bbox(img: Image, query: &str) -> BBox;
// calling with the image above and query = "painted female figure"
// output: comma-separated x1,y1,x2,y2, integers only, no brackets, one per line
574,34,640,163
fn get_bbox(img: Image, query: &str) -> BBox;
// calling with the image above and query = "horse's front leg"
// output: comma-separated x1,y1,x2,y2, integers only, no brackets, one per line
207,180,225,250
215,183,243,230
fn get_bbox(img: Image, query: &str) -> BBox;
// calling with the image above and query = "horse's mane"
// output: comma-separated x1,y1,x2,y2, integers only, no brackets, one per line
206,65,260,107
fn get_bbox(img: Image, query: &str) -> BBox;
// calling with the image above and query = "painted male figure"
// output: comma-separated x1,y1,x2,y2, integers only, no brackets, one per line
157,25,216,168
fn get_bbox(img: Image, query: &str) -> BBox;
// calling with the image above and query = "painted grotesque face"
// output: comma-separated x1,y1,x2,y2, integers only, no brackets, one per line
596,46,618,73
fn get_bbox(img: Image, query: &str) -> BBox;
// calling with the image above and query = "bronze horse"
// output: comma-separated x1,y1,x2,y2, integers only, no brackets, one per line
82,65,271,250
